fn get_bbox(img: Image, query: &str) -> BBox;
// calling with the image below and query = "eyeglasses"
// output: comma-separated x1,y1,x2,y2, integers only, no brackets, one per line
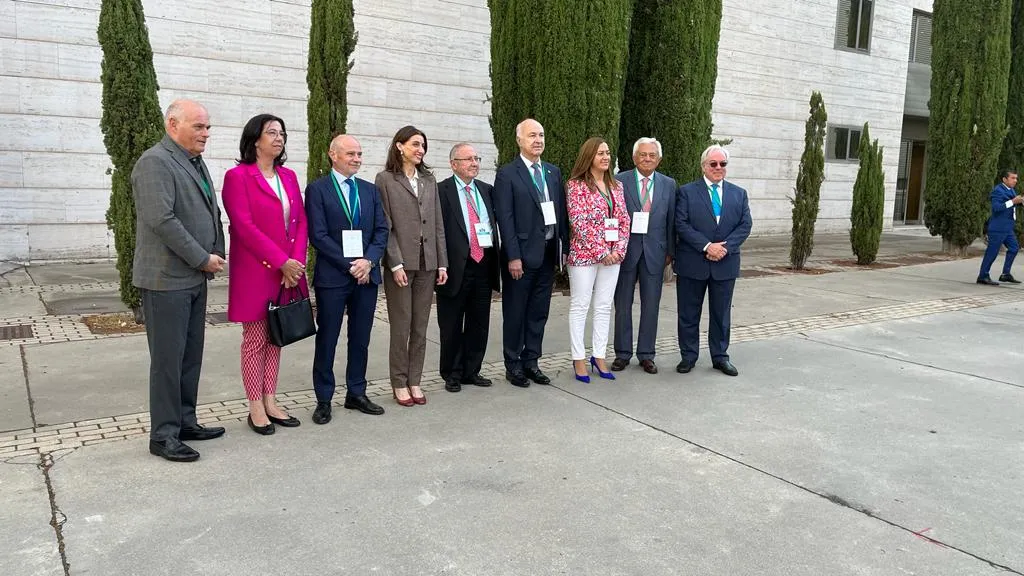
264,130,286,139
453,156,482,162
636,152,660,160
708,161,727,168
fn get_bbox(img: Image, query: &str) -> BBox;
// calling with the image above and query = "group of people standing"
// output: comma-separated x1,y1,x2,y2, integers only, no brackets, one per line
131,99,752,463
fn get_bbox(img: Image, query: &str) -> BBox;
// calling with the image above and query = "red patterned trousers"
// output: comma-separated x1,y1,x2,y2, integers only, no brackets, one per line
241,320,281,401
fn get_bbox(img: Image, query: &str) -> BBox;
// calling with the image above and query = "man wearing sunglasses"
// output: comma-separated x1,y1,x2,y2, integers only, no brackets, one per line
673,145,752,377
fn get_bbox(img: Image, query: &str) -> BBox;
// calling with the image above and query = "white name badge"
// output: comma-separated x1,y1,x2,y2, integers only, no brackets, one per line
604,218,619,242
474,223,493,248
342,230,363,258
541,201,557,225
631,212,650,234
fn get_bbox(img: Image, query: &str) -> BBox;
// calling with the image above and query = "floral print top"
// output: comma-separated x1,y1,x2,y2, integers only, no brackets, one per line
566,178,631,266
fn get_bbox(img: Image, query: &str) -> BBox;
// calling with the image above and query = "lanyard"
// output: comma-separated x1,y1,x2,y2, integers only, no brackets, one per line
595,184,614,217
635,172,652,208
331,173,360,227
458,179,484,215
271,172,283,202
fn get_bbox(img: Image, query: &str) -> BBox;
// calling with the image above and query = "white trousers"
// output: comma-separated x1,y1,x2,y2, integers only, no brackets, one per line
568,263,620,360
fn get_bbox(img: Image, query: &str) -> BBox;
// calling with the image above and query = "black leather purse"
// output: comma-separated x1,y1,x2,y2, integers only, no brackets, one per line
267,283,316,347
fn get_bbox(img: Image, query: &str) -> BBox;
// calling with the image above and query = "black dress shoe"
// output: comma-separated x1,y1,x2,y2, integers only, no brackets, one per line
445,379,462,393
344,395,385,415
977,276,1000,286
506,370,530,387
523,367,551,385
267,414,300,427
149,438,200,462
179,425,225,441
999,274,1021,284
640,359,658,374
610,358,629,371
676,361,694,374
712,360,739,376
462,375,493,387
312,402,332,425
247,415,275,435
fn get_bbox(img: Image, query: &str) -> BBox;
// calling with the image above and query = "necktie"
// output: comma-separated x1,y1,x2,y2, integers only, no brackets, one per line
345,178,359,227
531,163,545,201
710,183,722,218
641,177,651,212
465,185,483,263
190,156,211,199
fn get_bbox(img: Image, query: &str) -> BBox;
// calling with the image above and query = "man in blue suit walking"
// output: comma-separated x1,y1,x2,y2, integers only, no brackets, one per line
305,134,389,423
977,169,1022,286
674,145,752,376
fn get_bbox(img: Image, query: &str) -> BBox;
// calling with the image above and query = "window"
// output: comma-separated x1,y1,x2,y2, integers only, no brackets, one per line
828,126,862,161
908,11,933,65
836,0,874,52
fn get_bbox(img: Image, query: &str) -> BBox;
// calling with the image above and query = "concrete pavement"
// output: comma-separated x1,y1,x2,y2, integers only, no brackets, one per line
2,232,1023,575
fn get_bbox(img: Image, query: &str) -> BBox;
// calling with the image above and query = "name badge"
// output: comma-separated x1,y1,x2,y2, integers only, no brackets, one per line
631,212,650,234
541,201,557,225
474,223,493,248
604,218,619,242
342,230,363,258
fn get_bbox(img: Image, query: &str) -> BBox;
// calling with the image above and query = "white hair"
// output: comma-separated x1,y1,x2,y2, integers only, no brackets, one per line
449,142,473,161
700,144,730,164
632,137,663,158
164,99,206,122
515,118,544,139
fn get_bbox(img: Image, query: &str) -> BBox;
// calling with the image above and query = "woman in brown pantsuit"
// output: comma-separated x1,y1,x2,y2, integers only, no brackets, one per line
376,126,448,406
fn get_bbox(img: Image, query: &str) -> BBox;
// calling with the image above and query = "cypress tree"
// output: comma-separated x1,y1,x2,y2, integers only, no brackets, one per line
488,0,633,172
924,0,1013,254
616,0,723,183
850,123,885,265
97,0,164,319
789,91,827,269
306,0,356,269
999,0,1024,241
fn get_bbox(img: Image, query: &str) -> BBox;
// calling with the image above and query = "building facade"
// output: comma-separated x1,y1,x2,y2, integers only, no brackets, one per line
0,0,932,261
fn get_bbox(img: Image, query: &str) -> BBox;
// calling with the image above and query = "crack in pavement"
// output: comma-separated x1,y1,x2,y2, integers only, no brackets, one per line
798,334,1024,391
546,382,1023,575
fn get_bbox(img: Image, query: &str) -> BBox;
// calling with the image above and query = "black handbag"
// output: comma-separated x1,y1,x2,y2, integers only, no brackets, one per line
267,283,316,347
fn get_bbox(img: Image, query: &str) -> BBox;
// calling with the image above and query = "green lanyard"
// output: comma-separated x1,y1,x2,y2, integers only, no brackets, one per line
271,172,283,201
635,172,652,208
330,173,360,227
457,178,484,214
596,183,614,217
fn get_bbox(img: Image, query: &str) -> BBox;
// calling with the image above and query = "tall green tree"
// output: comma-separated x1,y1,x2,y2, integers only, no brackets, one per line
488,0,633,172
924,0,1013,254
789,91,828,269
97,0,164,318
850,123,886,265
306,0,356,269
999,0,1024,241
616,0,722,183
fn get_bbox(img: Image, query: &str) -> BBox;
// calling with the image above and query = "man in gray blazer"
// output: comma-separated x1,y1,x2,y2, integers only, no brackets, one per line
611,138,677,374
132,99,226,462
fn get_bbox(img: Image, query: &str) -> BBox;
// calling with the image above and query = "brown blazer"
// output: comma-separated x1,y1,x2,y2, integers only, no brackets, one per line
375,170,448,271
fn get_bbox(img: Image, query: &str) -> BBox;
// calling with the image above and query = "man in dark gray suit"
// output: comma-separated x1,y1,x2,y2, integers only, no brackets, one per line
611,138,677,375
132,99,226,462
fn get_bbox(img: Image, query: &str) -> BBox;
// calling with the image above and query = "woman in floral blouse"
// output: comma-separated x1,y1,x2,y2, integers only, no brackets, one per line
566,137,631,382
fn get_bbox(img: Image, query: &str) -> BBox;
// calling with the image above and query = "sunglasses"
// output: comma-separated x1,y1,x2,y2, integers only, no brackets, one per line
708,161,728,168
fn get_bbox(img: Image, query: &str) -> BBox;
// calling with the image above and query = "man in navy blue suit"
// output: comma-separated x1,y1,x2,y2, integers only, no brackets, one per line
977,169,1022,286
493,119,569,387
305,134,389,423
673,145,752,377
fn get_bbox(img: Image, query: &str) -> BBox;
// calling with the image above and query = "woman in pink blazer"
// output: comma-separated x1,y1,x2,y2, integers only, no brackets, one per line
222,114,308,435
566,137,631,382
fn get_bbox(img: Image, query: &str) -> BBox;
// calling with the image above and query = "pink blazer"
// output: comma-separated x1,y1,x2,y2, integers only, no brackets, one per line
222,164,308,323
566,178,630,266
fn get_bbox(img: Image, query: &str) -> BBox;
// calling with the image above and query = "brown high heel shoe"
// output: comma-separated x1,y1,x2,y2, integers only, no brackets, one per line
393,389,414,407
410,387,427,405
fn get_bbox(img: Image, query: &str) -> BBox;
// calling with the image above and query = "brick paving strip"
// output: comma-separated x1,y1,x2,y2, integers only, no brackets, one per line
1,290,1022,460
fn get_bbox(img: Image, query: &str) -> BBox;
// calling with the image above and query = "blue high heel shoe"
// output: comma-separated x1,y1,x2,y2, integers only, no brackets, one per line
590,357,616,380
573,361,591,383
